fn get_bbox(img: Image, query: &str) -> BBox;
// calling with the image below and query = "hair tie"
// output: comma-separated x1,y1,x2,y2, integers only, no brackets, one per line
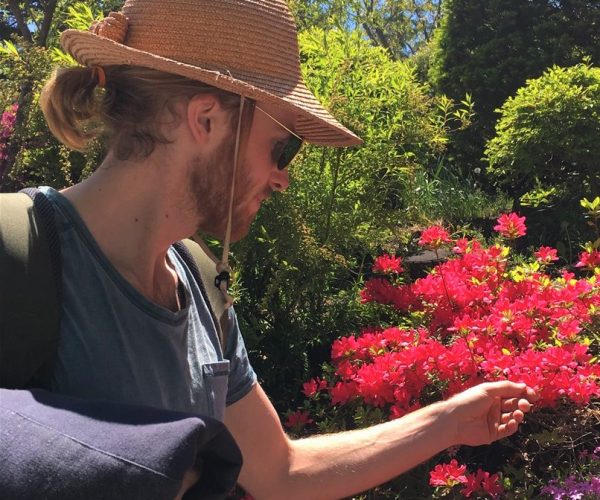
91,66,106,88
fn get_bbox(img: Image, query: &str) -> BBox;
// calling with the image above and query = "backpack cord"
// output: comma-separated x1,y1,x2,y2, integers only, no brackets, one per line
21,188,62,304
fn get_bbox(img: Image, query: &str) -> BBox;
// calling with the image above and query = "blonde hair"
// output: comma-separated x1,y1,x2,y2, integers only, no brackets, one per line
40,65,241,160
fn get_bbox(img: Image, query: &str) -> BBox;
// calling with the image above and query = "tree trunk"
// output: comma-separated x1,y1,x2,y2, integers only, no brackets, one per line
1,1,59,186
38,0,59,47
6,1,33,42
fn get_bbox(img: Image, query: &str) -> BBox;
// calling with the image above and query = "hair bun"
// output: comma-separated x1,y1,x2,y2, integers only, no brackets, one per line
89,12,128,44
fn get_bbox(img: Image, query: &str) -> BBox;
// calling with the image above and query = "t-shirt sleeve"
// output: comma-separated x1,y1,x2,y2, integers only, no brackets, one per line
223,307,257,406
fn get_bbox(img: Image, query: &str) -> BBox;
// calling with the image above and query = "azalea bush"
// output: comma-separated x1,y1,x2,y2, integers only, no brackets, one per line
285,200,600,498
0,103,18,178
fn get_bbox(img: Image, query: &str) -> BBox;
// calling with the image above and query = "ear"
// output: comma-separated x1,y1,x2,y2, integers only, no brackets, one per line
186,93,222,145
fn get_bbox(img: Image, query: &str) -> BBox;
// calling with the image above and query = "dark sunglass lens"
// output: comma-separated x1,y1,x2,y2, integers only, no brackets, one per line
278,136,303,170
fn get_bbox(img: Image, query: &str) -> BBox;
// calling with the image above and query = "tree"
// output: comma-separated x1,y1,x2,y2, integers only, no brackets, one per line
429,0,600,173
0,1,123,189
289,0,442,60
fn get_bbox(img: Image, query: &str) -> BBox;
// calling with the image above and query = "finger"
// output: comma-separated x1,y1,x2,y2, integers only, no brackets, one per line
517,398,532,413
497,418,519,439
501,408,525,423
525,386,539,402
501,398,518,412
512,409,524,423
483,381,538,401
488,397,502,439
501,397,533,413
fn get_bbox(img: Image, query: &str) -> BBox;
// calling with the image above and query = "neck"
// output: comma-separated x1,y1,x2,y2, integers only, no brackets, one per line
61,150,196,301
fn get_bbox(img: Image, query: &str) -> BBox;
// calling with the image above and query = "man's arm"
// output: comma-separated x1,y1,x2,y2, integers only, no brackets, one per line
225,381,535,500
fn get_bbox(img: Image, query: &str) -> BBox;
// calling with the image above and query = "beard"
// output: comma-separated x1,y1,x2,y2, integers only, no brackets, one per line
186,132,259,242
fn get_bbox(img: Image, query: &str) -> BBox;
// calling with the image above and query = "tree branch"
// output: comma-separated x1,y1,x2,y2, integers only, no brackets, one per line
374,26,391,51
362,21,379,46
6,0,33,43
38,0,58,47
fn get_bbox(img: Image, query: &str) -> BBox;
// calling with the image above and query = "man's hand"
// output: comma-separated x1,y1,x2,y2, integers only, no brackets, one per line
446,381,538,446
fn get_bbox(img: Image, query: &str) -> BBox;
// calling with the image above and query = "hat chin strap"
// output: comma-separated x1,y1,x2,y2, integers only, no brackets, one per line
193,96,246,309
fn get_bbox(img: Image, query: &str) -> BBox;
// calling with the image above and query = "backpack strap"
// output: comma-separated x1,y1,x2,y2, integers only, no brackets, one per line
0,189,61,388
173,239,230,351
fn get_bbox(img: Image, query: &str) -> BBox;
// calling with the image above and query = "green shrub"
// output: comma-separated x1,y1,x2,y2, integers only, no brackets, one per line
234,28,476,409
486,62,600,201
485,62,600,252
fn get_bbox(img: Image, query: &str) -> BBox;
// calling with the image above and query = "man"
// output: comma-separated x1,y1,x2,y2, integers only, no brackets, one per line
6,0,537,498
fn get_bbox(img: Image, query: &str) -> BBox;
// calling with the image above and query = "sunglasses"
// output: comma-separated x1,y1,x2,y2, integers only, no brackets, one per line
255,105,303,170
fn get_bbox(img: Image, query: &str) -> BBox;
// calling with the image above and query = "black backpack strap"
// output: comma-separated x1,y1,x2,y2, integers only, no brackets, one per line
173,239,230,352
0,188,61,388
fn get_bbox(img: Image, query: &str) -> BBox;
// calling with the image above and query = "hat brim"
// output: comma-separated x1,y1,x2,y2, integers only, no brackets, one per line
61,30,363,147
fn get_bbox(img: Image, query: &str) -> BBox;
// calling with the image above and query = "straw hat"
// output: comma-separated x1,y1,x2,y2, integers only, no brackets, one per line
61,0,362,147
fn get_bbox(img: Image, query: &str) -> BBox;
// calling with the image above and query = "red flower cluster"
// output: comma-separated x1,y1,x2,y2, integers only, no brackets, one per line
429,459,467,487
302,377,328,398
494,212,526,239
535,246,559,264
284,410,313,430
324,217,600,415
418,225,452,248
429,460,504,498
0,103,18,178
372,254,403,274
576,250,600,270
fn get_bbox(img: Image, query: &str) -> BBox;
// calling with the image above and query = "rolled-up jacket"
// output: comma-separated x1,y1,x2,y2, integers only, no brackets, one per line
0,389,242,500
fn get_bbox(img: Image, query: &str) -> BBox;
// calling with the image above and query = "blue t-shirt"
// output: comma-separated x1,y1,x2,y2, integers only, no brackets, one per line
40,187,256,421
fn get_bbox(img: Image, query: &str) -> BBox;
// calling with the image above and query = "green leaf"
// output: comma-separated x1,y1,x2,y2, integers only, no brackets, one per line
0,41,20,59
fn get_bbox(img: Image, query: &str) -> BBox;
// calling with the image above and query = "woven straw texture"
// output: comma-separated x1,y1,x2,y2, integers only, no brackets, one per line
61,0,362,147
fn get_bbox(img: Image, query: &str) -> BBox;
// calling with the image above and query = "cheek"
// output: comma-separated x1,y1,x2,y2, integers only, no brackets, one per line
240,150,272,191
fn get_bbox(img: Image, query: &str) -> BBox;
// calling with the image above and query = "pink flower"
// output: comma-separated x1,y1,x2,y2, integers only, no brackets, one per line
494,213,526,239
429,459,468,487
575,250,600,269
535,246,559,264
418,226,452,248
302,377,327,397
461,469,504,498
453,238,470,254
481,472,504,497
373,254,403,274
284,410,313,430
330,381,358,405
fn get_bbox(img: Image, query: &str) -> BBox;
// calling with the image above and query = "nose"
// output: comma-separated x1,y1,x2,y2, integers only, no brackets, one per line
269,168,289,192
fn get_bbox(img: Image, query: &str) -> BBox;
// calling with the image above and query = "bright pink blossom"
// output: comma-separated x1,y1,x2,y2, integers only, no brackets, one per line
373,254,403,274
0,103,18,177
302,378,327,397
575,250,600,269
460,469,504,498
494,212,526,239
418,226,452,248
535,246,559,263
429,459,468,487
284,410,313,430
